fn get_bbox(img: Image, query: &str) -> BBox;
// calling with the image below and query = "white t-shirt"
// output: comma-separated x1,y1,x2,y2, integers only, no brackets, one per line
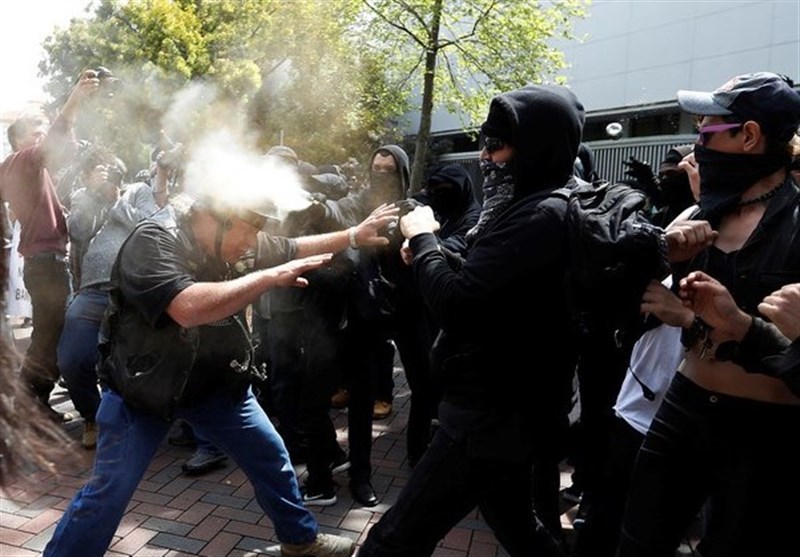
614,276,685,435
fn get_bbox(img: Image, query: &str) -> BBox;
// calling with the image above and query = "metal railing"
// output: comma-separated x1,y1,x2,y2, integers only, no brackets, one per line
437,134,697,192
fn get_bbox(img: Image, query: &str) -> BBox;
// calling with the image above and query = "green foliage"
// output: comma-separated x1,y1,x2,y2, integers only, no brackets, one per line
360,0,589,189
37,0,587,183
39,0,406,173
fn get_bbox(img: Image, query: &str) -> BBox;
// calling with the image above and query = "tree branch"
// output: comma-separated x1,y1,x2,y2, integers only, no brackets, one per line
361,0,428,49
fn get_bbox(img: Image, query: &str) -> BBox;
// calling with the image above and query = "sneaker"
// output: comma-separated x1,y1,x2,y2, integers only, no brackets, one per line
330,388,350,409
302,485,338,507
329,451,350,476
281,532,355,557
572,501,590,530
182,447,228,476
561,484,583,505
168,420,198,447
372,400,393,420
81,421,98,449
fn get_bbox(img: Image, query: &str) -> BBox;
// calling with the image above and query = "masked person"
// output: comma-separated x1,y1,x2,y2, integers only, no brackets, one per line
617,72,800,557
358,84,586,557
42,190,398,557
311,145,429,506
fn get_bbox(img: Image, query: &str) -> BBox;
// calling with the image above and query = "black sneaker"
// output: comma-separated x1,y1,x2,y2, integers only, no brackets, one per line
330,452,351,476
561,484,583,505
302,484,338,507
572,500,590,530
182,447,228,476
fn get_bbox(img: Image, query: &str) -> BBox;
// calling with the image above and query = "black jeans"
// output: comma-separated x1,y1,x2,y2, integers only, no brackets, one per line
572,416,644,557
618,373,800,557
358,417,566,557
21,253,71,404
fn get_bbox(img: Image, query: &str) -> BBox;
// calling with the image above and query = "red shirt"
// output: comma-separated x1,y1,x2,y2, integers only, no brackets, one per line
0,116,73,257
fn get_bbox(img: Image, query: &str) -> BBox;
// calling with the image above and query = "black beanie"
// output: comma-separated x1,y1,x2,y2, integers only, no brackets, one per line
480,102,514,144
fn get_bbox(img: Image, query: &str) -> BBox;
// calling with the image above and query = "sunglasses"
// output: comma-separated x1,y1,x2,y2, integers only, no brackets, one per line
697,122,743,146
483,136,505,153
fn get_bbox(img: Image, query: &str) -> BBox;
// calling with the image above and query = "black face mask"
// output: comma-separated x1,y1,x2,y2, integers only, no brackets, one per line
427,185,460,215
371,172,400,190
694,144,789,220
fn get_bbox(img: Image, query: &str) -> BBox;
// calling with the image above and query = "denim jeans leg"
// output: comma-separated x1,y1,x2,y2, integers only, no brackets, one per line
183,388,318,544
43,389,170,557
57,289,107,421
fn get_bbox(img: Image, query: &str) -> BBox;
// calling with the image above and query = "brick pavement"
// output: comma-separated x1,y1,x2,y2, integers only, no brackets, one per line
1,323,579,557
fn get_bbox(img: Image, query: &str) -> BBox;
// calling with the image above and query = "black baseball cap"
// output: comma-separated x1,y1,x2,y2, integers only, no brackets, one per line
677,72,800,141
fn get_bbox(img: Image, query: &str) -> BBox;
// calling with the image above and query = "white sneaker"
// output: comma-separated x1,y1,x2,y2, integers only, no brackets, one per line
281,532,355,557
82,422,98,449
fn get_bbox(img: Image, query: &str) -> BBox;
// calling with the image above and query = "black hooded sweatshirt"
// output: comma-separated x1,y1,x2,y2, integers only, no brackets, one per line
408,85,585,461
419,163,482,257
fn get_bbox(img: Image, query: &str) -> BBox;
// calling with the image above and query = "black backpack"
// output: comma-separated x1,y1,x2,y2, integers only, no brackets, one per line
553,178,670,347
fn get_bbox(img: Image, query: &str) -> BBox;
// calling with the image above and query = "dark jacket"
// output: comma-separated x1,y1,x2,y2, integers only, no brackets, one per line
97,205,296,420
722,317,800,397
672,177,800,316
320,145,415,323
409,84,585,462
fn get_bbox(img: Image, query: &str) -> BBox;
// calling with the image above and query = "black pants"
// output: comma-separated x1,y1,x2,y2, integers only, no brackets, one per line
572,416,644,557
21,253,71,404
618,373,800,557
358,419,566,557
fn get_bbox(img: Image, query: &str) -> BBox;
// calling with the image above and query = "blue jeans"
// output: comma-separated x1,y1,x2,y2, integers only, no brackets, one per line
44,387,318,557
57,288,107,421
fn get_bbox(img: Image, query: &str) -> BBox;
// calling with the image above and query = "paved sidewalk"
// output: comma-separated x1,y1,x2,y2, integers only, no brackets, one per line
1,323,579,557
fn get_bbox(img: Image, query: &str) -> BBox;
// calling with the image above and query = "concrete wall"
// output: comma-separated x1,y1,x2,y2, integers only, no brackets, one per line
417,0,799,135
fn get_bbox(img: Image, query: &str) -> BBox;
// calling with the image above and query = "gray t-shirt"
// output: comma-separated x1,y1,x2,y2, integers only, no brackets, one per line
79,182,160,290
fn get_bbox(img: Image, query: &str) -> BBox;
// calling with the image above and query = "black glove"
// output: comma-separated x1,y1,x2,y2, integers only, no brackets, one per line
623,156,662,206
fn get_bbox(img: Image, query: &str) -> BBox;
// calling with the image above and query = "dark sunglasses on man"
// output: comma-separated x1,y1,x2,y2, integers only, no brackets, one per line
482,136,505,153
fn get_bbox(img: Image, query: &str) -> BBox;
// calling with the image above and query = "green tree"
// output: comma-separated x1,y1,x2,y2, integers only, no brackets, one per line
39,0,406,172
360,0,589,191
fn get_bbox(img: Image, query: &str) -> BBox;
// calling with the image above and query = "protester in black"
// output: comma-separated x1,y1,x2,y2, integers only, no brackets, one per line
358,84,585,557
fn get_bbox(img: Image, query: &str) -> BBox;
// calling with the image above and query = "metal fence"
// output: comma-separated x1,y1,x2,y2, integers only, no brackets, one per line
437,134,697,195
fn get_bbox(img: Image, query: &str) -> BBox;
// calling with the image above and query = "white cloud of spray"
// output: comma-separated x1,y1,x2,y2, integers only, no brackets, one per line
182,129,313,220
158,79,312,222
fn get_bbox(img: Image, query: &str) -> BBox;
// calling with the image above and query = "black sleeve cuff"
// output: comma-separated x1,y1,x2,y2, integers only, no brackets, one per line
728,317,792,375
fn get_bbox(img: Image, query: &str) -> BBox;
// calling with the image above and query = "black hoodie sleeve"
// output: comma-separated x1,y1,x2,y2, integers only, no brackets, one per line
729,317,800,396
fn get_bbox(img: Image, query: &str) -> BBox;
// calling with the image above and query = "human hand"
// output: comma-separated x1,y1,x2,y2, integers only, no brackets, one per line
640,279,694,328
677,153,700,200
623,157,656,188
400,205,440,239
679,271,751,342
400,238,413,265
61,70,101,119
758,283,800,341
353,203,400,248
665,220,717,262
268,253,333,288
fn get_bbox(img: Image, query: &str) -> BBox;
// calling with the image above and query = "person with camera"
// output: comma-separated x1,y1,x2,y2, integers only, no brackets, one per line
43,185,398,557
57,145,165,450
0,70,99,421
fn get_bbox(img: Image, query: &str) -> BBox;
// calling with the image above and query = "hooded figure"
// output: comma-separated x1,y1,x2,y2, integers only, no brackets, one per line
358,84,585,557
420,163,482,256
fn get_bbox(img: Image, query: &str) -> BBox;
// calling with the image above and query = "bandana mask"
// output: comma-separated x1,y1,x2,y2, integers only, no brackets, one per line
694,144,789,220
466,160,515,242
